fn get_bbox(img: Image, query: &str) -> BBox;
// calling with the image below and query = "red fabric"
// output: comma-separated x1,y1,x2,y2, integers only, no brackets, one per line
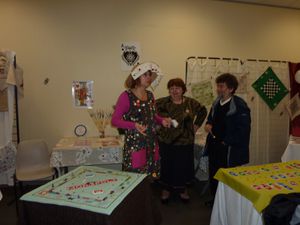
288,62,300,137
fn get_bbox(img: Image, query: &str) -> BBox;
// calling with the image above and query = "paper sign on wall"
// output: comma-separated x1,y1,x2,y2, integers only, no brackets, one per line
121,42,141,71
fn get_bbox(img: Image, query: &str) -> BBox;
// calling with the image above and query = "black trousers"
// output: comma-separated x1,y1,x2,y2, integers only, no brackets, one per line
207,139,229,197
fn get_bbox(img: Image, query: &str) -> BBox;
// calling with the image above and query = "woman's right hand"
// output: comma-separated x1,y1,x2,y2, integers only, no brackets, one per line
135,123,147,136
204,124,212,133
162,117,172,128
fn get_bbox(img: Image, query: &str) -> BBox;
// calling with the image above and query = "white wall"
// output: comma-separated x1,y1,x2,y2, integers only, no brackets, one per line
1,0,300,148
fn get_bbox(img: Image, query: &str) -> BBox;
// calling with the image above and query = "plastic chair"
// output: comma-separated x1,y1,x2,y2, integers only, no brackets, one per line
14,139,57,212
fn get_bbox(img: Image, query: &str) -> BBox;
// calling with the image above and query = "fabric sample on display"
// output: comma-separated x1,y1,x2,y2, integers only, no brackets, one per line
252,67,289,110
0,53,9,111
0,88,8,111
286,93,300,120
191,80,214,108
235,72,248,94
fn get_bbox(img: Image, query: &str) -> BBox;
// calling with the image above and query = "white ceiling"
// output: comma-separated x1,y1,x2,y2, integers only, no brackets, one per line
218,0,300,10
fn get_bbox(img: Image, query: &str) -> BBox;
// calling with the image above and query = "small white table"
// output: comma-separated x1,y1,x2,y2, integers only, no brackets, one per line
281,136,300,162
50,136,123,174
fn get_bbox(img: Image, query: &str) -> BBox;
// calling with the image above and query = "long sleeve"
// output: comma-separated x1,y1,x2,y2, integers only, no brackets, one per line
192,99,208,126
206,108,213,125
152,94,164,125
154,114,163,125
223,97,251,146
111,91,136,130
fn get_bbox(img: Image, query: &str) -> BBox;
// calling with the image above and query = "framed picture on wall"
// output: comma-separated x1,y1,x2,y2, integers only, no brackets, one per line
72,80,94,108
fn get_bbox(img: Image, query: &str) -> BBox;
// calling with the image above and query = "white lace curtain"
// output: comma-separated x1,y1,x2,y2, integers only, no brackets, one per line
186,57,290,165
0,50,22,185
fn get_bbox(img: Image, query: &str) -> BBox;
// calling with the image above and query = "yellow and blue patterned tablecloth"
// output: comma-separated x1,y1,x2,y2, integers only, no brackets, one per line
21,166,146,215
214,160,300,212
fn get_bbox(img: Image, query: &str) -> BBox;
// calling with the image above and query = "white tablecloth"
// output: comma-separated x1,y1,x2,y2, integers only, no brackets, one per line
281,136,300,162
210,182,263,225
50,137,123,169
0,141,16,186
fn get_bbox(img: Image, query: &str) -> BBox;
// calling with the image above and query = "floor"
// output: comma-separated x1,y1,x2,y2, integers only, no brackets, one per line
0,180,212,225
152,180,213,225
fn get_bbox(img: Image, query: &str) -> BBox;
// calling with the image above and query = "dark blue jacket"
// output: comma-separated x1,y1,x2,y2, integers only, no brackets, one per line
205,95,251,166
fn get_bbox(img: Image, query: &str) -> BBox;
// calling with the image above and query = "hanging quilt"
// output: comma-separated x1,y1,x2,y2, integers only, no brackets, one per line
252,67,289,110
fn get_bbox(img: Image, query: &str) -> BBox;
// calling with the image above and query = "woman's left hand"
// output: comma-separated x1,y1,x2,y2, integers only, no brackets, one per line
162,117,172,128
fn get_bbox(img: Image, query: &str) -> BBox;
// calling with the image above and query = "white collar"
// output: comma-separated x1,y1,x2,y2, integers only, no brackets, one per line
220,97,232,106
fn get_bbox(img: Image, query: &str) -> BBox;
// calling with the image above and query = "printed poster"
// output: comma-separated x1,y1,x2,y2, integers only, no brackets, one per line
72,80,94,108
121,42,141,71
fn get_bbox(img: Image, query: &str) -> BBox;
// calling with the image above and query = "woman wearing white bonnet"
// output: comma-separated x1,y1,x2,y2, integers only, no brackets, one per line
112,62,171,176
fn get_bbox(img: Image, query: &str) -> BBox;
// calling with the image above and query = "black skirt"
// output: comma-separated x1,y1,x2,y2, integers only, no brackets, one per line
159,142,194,188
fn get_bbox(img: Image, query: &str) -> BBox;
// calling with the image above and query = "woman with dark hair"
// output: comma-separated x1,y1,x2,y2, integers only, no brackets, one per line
156,78,207,203
204,73,251,205
111,62,171,177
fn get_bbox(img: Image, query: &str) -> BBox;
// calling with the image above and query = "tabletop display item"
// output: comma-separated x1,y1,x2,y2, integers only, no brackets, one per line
74,124,87,137
88,108,113,138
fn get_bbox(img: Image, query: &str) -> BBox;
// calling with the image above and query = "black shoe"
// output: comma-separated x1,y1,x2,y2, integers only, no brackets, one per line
179,192,190,203
161,197,169,204
180,197,190,203
160,190,170,204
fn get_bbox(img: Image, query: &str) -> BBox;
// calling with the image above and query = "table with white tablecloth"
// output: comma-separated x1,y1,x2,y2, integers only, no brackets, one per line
281,136,300,162
50,137,123,174
210,160,300,225
210,182,263,225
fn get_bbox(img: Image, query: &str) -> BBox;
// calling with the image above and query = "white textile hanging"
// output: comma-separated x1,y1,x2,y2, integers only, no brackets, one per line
0,50,22,186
